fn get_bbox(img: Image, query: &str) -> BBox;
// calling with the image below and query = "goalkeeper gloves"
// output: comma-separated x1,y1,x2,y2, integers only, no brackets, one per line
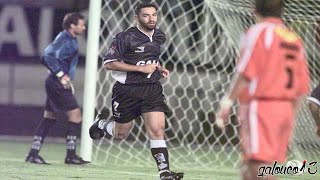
56,72,75,94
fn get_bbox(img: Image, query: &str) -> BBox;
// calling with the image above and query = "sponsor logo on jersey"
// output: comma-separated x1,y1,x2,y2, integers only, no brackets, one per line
107,45,116,55
136,60,159,66
135,46,145,53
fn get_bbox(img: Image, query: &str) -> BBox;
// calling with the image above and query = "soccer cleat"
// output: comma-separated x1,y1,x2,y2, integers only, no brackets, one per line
65,154,90,165
89,113,110,139
160,171,184,180
25,154,50,165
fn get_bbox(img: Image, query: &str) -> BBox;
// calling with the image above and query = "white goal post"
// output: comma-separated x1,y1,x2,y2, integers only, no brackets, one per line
81,0,320,168
80,0,102,161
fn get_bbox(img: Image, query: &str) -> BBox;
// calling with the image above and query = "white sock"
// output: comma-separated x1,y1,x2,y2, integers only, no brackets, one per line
150,139,167,148
106,121,114,136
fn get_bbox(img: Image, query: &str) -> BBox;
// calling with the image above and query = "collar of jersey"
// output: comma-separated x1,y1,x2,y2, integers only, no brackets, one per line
64,30,77,39
263,17,283,25
136,24,154,42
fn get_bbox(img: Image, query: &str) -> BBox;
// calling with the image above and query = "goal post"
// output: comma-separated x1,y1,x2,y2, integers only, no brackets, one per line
86,0,320,169
80,0,102,161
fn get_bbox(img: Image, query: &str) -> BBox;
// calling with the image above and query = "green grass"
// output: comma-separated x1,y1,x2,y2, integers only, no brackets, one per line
0,139,319,180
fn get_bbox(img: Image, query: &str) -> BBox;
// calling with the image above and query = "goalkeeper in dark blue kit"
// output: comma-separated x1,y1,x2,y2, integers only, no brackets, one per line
89,2,184,180
25,13,89,165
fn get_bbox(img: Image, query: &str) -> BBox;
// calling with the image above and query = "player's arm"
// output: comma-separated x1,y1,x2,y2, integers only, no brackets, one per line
157,32,169,78
226,74,250,100
43,40,74,91
104,61,157,74
103,33,157,74
215,74,249,128
215,27,261,129
43,43,65,77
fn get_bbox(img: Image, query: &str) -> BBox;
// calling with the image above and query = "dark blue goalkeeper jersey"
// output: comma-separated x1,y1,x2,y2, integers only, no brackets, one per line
43,30,79,80
103,26,166,84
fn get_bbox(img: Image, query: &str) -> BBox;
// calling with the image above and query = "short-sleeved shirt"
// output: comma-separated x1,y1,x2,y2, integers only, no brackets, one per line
237,18,310,102
103,26,166,84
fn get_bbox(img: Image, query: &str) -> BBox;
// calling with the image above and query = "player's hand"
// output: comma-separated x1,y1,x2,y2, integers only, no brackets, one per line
215,97,233,130
59,74,74,94
140,64,157,74
160,68,170,78
156,65,170,78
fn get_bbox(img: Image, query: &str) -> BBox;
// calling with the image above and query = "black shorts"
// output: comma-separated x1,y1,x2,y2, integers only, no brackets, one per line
111,82,169,123
45,76,79,112
308,84,320,106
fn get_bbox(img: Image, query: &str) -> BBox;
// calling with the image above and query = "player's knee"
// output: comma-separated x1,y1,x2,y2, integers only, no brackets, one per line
308,101,320,120
114,128,130,140
67,108,82,123
114,132,129,140
69,116,82,124
308,101,319,112
68,114,82,123
71,118,82,124
150,128,164,139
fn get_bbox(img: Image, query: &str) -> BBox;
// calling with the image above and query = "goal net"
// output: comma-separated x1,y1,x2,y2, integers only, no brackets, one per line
93,0,320,169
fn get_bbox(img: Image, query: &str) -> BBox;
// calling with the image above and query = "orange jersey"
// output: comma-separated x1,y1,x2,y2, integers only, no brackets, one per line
237,18,310,102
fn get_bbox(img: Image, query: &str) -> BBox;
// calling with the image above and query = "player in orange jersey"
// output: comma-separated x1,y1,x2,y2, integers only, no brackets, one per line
215,0,310,179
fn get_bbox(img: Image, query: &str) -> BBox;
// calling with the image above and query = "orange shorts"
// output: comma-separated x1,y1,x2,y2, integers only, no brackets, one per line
239,100,294,163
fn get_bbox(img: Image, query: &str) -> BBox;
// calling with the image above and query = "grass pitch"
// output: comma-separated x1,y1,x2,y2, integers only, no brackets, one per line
0,139,318,180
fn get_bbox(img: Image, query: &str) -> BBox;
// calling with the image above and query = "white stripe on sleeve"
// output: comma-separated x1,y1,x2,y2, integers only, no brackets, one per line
237,24,267,73
103,59,118,65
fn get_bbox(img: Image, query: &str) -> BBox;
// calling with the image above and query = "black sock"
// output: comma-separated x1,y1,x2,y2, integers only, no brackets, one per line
66,121,80,157
151,146,170,175
29,118,56,156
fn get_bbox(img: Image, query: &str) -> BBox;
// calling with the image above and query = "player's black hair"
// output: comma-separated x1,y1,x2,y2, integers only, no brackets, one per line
62,12,84,30
255,0,284,17
134,2,158,15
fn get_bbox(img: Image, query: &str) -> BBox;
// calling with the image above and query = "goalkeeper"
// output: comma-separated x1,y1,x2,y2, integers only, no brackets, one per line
216,0,309,179
89,2,183,180
25,13,89,165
